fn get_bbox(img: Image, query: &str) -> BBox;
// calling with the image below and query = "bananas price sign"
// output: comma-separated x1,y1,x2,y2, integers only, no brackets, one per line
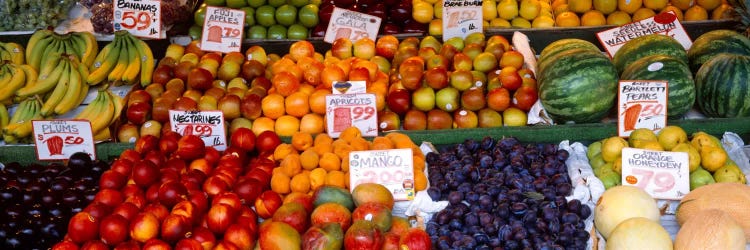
169,110,227,151
201,6,245,53
442,0,483,41
617,81,668,137
325,93,378,138
113,0,164,39
349,148,415,200
324,7,381,44
32,120,96,161
621,147,690,200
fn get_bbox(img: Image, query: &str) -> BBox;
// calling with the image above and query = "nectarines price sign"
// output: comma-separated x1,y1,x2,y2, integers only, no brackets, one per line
169,110,227,151
325,93,378,138
596,11,691,57
113,0,164,39
324,7,381,43
617,81,668,137
349,149,415,201
442,0,483,41
32,120,96,161
621,147,690,200
200,6,245,53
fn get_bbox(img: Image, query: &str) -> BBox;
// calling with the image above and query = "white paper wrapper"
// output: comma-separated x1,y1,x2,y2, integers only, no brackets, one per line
558,140,601,250
402,191,449,223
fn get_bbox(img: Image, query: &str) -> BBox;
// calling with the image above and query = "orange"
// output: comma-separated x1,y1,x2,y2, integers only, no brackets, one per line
711,3,732,19
698,0,721,10
581,10,607,25
309,168,327,191
299,113,325,134
274,143,297,161
661,6,685,20
670,0,693,10
414,171,428,191
568,0,593,13
291,132,314,151
285,92,311,118
684,5,708,20
555,11,581,27
593,0,617,14
299,149,320,170
309,88,332,115
280,154,303,177
319,152,341,171
272,71,301,97
371,136,395,150
271,172,291,194
618,0,642,13
262,93,286,119
275,115,301,137
290,172,311,194
643,0,668,10
338,126,362,143
349,137,371,151
289,40,316,62
606,10,632,25
333,142,354,160
325,170,347,189
632,7,656,21
251,117,275,136
298,84,315,96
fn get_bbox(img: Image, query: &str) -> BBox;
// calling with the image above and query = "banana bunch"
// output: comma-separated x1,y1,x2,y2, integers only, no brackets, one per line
34,54,91,117
0,61,34,104
0,41,24,64
2,97,43,144
87,30,155,87
25,29,98,71
0,103,8,133
73,89,123,141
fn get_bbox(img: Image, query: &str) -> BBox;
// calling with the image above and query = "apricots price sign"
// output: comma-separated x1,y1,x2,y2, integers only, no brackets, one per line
349,148,415,201
32,120,96,161
324,7,381,44
169,110,227,151
200,6,245,53
617,81,668,137
325,93,378,138
442,0,483,41
596,11,691,57
113,0,164,39
621,147,690,200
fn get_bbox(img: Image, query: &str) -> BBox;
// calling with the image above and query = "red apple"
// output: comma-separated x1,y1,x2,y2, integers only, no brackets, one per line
386,88,411,115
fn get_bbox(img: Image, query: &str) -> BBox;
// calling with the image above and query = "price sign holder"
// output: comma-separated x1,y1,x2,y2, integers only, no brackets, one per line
332,81,366,95
200,6,245,53
169,110,227,151
617,80,668,137
32,120,96,161
113,0,164,39
349,148,415,201
621,147,690,200
326,93,378,138
596,11,691,57
442,0,483,41
324,7,382,43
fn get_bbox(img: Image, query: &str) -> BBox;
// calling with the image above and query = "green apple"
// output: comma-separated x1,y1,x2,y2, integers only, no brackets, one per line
241,7,256,27
247,25,267,39
412,86,435,112
287,24,308,40
444,36,465,51
477,108,503,128
204,0,227,6
275,4,297,26
188,25,203,40
227,0,248,8
267,24,288,39
435,87,459,112
255,5,276,27
268,0,287,7
298,4,319,28
419,36,441,51
247,0,267,7
289,0,310,7
194,4,207,26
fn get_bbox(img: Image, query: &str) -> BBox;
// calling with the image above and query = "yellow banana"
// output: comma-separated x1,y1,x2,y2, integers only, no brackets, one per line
88,37,122,85
16,58,66,97
37,52,63,79
107,90,124,126
130,36,155,87
4,97,36,136
108,38,130,83
0,64,26,101
69,33,87,60
73,89,102,122
0,49,10,61
121,36,141,85
0,69,11,87
94,126,111,141
40,60,71,117
19,64,38,87
90,91,115,133
28,34,55,71
11,97,43,139
38,37,64,72
0,103,9,131
74,32,98,67
54,58,84,116
2,42,25,64
25,29,54,64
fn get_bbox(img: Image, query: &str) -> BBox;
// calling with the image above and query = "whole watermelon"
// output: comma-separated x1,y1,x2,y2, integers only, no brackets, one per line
695,54,750,118
687,29,750,72
538,39,601,72
612,34,688,74
621,54,696,119
539,48,619,123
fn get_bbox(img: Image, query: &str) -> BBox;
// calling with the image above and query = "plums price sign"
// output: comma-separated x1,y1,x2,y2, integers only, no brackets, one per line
617,81,668,137
324,7,382,44
113,0,164,39
621,147,690,200
325,93,378,138
32,120,96,161
201,6,245,53
596,11,691,57
169,110,227,151
349,148,415,201
442,0,483,41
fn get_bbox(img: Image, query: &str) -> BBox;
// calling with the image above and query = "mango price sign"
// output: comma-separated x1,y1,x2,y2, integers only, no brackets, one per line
324,7,381,43
200,6,245,53
169,110,227,151
596,11,691,57
32,120,96,161
442,0,483,41
113,0,164,39
349,149,415,201
621,147,690,200
617,81,668,137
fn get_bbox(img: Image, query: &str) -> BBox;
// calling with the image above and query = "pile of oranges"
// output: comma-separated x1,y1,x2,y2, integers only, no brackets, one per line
268,127,428,199
553,0,733,27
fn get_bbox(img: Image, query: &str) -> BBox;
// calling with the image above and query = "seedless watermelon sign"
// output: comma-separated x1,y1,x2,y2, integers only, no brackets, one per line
596,11,692,57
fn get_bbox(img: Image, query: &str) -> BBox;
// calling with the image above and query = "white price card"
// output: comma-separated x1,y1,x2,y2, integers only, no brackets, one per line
33,120,96,161
200,6,245,53
332,81,366,95
113,0,164,39
442,0,483,41
349,149,415,201
621,147,690,200
169,110,227,151
596,11,691,57
324,7,382,44
325,93,378,138
617,81,668,137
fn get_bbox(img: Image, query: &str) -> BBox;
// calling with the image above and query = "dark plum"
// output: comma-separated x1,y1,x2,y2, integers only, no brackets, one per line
426,222,440,235
464,212,479,226
447,191,464,205
579,204,592,219
561,212,580,224
438,226,451,237
556,183,573,196
427,187,442,201
510,202,528,216
449,218,463,230
437,236,451,250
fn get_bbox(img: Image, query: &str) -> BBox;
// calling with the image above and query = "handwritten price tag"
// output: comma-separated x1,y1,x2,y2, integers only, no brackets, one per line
596,11,691,57
621,147,690,200
617,81,668,137
326,93,378,138
33,120,96,161
324,7,381,44
201,6,245,53
113,0,163,39
442,0,483,41
169,110,227,151
349,149,415,200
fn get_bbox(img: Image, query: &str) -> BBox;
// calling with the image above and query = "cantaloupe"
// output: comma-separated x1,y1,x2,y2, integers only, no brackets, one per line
675,209,746,250
606,217,673,250
676,183,750,240
595,185,661,239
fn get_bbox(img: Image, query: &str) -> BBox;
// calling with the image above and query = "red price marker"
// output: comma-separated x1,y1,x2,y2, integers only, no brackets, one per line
113,0,163,39
169,110,227,151
32,120,97,161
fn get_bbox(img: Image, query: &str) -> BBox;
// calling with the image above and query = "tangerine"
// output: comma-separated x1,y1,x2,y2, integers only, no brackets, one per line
556,11,581,27
275,115,301,137
285,92,310,118
262,93,286,119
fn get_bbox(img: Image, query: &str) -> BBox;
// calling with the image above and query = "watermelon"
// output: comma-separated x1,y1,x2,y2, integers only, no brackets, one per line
539,48,619,123
687,29,750,72
694,54,750,118
621,54,696,119
538,39,601,72
612,34,688,74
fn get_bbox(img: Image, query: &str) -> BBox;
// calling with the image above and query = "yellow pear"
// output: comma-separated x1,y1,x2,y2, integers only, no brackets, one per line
489,18,512,27
690,131,721,151
589,153,607,170
520,0,541,20
671,143,701,172
483,0,498,20
612,156,622,175
593,0,617,14
657,125,687,151
497,0,519,20
568,0,593,13
700,146,728,172
511,17,532,28
601,136,629,162
628,128,658,147
639,140,665,151
587,141,603,159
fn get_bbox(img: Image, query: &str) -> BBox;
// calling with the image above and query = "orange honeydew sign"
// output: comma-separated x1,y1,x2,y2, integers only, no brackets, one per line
618,81,668,137
113,0,164,39
349,148,415,201
324,7,382,43
33,120,96,161
596,11,692,57
200,6,245,53
621,147,690,200
442,0,483,41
